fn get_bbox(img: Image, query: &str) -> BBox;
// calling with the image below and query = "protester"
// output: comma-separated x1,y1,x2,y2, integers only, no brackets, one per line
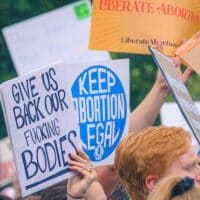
40,180,67,200
114,126,200,200
147,175,200,200
96,51,193,196
3,44,192,199
62,45,193,199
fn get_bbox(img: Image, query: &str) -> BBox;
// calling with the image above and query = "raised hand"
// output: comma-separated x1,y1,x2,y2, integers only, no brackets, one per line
67,149,97,199
155,42,193,96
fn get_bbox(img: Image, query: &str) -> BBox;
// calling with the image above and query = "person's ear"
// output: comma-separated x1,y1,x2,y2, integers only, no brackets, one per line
145,175,159,192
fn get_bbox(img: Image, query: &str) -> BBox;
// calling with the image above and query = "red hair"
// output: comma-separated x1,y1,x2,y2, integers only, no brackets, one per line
114,126,191,200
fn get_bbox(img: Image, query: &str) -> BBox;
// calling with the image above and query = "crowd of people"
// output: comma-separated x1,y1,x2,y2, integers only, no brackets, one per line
1,43,199,200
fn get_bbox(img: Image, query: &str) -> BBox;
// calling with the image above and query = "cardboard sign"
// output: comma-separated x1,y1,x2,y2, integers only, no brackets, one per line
2,0,110,75
175,31,200,75
0,62,81,196
89,0,200,55
149,46,200,144
0,137,16,188
0,58,129,195
68,59,129,165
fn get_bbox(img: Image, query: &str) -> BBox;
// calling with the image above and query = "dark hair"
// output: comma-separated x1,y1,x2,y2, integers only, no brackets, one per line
0,194,13,200
40,180,67,200
171,177,194,198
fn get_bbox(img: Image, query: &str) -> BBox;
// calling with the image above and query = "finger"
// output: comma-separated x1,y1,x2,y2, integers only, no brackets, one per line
77,148,90,162
172,57,181,68
68,165,96,181
70,153,90,166
181,38,187,45
181,67,193,83
156,41,163,53
68,165,89,175
68,160,91,171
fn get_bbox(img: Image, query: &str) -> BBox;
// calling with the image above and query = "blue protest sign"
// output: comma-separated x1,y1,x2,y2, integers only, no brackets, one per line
69,59,129,165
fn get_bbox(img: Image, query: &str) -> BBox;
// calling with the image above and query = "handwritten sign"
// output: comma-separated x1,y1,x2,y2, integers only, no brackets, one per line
68,59,130,165
0,62,80,196
89,0,200,55
149,46,200,145
2,0,110,75
0,137,16,188
0,58,129,195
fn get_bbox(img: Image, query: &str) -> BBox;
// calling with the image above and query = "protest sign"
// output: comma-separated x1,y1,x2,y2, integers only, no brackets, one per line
161,102,200,132
0,62,81,196
0,58,129,195
0,137,16,188
69,59,129,165
89,0,200,55
149,46,200,144
2,0,110,75
175,31,200,75
160,102,200,155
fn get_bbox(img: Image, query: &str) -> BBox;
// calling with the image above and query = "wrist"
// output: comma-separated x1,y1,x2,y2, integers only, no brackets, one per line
152,82,170,99
67,192,85,200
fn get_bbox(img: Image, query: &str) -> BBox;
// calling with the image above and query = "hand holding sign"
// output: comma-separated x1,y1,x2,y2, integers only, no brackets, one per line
0,59,129,196
67,149,97,199
154,42,193,98
149,46,200,145
67,149,107,200
0,62,81,196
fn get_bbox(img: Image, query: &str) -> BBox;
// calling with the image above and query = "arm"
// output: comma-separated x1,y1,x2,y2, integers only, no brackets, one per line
96,46,193,196
129,56,193,132
94,165,118,196
86,179,107,200
96,60,193,197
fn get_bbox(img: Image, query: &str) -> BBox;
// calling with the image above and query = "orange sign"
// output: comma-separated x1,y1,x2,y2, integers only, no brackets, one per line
89,0,200,55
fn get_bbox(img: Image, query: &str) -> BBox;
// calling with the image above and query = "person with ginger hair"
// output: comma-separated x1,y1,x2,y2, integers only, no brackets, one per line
147,175,200,200
114,126,200,200
95,44,193,197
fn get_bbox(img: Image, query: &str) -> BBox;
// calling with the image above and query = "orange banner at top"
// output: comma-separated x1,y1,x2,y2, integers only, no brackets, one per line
89,0,200,55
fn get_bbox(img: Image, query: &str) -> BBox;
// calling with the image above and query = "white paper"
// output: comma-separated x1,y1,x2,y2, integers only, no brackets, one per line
0,58,129,195
2,0,110,75
0,62,80,196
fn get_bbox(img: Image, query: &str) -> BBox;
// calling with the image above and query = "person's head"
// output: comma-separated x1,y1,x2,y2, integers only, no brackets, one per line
40,180,67,200
114,126,200,200
25,196,41,200
0,194,13,200
147,175,200,200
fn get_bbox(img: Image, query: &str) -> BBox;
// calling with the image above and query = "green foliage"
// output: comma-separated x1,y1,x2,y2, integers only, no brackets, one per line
0,0,200,139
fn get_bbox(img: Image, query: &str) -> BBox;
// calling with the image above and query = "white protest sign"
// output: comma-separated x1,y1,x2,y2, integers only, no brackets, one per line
68,59,130,165
160,102,200,132
0,58,129,195
149,46,200,145
160,102,200,154
2,0,110,75
0,137,16,188
0,62,80,196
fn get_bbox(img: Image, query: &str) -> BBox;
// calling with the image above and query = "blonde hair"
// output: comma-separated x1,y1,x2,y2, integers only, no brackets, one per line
147,175,200,200
114,126,191,200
